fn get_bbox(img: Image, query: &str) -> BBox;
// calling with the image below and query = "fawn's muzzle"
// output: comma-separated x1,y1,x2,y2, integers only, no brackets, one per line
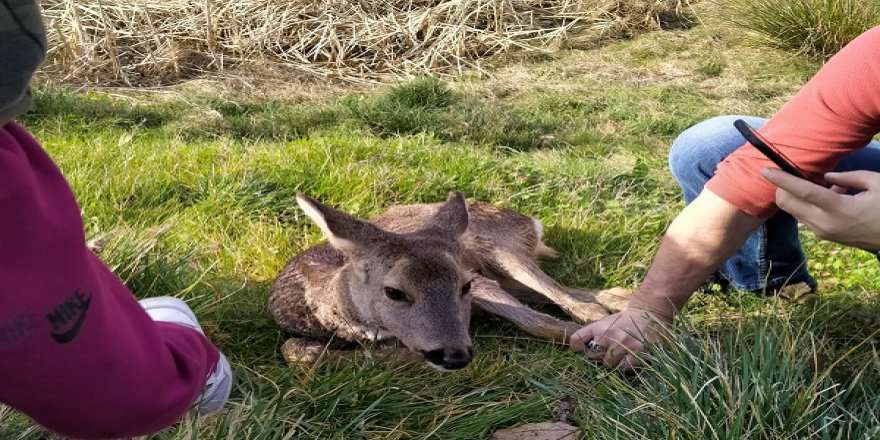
422,347,473,370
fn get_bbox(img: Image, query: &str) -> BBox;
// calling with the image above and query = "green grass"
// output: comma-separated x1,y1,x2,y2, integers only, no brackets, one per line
4,11,879,439
577,310,880,439
717,0,880,58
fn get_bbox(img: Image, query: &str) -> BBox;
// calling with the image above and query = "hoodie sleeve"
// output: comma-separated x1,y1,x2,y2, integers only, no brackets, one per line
0,0,47,126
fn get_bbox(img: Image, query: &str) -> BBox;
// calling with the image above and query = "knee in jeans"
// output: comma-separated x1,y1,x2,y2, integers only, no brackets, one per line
668,115,739,183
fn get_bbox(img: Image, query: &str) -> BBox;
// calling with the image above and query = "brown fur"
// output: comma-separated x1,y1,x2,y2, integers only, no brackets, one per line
269,192,631,368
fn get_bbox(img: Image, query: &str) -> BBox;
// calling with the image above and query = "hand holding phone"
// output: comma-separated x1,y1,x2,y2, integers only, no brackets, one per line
762,168,880,253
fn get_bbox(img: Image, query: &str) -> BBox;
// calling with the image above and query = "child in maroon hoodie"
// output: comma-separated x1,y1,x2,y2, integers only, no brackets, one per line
0,2,232,439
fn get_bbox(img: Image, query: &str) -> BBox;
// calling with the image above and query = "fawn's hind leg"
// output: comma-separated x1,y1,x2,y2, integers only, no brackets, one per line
485,249,609,324
471,276,581,344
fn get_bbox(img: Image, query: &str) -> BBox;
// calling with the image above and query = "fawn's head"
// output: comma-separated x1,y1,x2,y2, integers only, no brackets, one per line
297,192,474,371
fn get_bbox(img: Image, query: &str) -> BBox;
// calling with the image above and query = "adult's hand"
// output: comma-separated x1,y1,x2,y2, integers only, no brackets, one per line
568,190,762,369
569,308,668,369
761,168,880,251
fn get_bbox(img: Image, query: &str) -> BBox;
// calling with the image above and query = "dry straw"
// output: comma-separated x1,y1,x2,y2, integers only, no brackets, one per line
40,0,689,86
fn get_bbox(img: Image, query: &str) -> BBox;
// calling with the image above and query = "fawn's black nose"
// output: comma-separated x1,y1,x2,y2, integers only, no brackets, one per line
422,347,473,370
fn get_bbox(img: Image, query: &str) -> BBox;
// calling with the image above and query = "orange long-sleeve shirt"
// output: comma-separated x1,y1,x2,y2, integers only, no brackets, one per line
705,25,880,219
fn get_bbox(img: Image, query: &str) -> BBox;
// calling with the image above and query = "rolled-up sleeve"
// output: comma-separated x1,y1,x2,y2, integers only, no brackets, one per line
705,25,880,219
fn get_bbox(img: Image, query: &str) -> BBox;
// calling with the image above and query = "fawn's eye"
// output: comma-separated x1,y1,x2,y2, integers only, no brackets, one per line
384,287,409,302
461,281,472,297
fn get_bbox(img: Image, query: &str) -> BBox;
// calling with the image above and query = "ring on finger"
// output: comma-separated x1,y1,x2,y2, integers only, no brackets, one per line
586,340,606,352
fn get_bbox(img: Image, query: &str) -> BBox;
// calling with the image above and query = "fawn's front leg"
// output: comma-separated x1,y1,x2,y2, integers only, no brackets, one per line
485,249,609,324
470,275,581,344
568,287,632,313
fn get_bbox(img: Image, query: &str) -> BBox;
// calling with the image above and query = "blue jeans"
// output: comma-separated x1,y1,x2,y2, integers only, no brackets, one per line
668,115,880,292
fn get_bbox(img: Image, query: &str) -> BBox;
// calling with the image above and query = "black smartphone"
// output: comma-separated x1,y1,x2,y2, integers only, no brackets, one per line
733,119,817,183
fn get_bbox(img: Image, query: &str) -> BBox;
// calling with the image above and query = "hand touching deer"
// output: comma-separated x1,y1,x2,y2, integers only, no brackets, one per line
269,192,630,370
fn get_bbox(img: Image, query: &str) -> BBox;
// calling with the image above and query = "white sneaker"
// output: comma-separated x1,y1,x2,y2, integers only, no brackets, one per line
139,296,233,415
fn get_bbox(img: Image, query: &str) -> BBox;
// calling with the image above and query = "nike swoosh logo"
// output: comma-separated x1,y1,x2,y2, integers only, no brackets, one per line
50,295,92,344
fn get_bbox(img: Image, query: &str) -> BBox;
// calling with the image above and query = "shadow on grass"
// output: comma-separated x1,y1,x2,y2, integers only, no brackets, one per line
27,80,596,152
22,88,177,130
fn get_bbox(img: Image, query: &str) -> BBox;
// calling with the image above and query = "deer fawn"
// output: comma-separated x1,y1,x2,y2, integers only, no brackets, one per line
269,192,630,370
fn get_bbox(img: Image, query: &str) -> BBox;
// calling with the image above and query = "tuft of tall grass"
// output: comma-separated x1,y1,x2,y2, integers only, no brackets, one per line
718,0,880,58
92,221,198,298
573,309,880,439
346,77,455,136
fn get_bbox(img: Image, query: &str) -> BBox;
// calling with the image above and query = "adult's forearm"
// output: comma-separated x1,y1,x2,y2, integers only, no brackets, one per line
627,190,763,319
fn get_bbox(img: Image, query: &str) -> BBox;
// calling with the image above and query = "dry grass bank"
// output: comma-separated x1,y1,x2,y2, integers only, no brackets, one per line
40,0,691,86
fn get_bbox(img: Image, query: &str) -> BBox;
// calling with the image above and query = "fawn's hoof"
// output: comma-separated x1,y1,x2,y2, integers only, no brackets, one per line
281,338,324,364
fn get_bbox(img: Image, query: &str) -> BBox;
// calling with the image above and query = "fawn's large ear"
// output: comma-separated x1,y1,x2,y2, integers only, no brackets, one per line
425,191,469,239
297,194,388,253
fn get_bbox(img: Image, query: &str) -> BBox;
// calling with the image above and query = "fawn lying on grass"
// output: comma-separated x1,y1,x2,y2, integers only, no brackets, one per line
269,192,630,370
